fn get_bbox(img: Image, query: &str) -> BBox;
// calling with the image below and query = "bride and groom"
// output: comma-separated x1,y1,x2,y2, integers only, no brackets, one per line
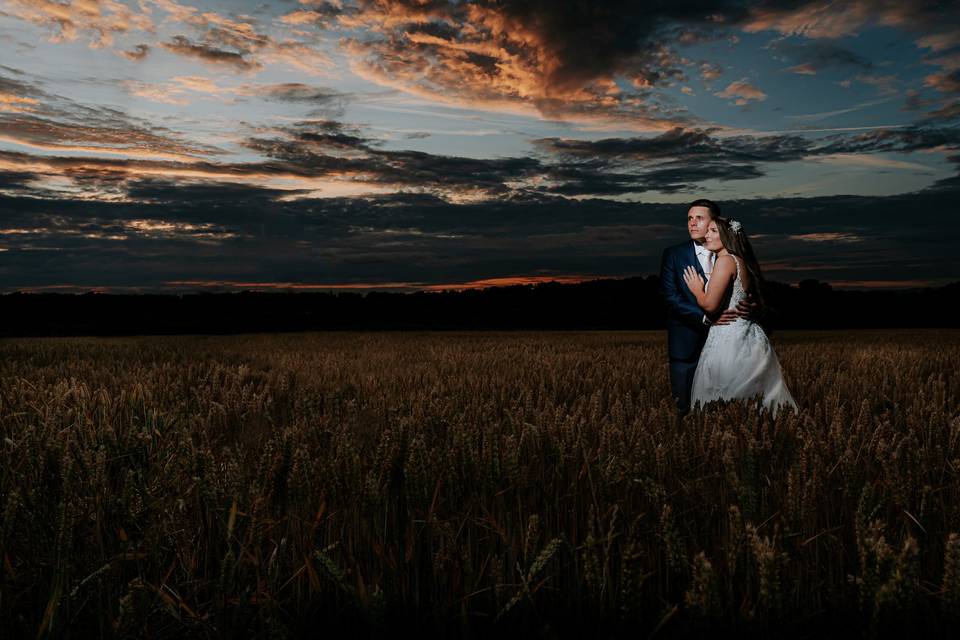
660,199,797,417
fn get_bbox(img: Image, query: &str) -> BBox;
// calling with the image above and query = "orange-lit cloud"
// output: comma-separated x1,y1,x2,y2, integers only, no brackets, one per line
715,78,767,105
786,63,817,75
744,2,873,38
338,1,693,130
162,279,424,290
925,71,960,95
0,115,217,161
0,0,154,47
700,62,724,82
151,0,334,75
0,92,38,113
789,232,864,243
156,274,606,292
826,279,938,289
421,275,606,291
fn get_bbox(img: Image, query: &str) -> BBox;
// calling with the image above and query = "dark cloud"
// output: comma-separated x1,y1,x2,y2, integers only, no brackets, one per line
818,125,960,154
160,35,262,72
1,182,957,291
535,128,815,163
120,44,151,61
259,83,346,104
771,40,873,73
528,124,960,196
531,127,811,195
124,179,306,203
0,70,45,101
242,119,543,194
0,170,37,191
252,83,349,118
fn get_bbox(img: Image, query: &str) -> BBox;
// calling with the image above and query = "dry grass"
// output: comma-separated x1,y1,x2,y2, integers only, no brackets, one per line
1,330,958,638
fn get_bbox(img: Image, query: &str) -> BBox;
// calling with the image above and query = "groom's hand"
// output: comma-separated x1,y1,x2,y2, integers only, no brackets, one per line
713,294,759,324
735,294,760,320
712,309,740,325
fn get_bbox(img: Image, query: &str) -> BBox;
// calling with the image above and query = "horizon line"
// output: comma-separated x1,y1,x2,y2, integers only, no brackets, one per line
3,275,954,295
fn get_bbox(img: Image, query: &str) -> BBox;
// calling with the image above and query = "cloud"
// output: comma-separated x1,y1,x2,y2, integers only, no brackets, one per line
531,127,810,194
852,73,899,95
152,0,334,75
1,181,957,291
772,40,873,74
926,69,960,94
124,81,191,106
714,78,768,105
119,44,151,61
789,232,864,243
742,1,958,100
241,119,543,197
280,2,345,27
743,1,915,39
160,35,263,72
337,0,750,129
786,63,817,75
0,112,217,160
535,127,810,163
530,123,960,196
0,0,154,48
0,71,220,160
700,62,724,82
0,69,45,112
0,113,541,202
120,76,347,115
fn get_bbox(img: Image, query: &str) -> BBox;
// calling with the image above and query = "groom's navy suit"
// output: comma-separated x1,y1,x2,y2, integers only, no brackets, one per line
660,241,709,413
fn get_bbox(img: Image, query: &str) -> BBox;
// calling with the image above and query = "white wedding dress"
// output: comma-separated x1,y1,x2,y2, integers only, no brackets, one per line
690,256,797,417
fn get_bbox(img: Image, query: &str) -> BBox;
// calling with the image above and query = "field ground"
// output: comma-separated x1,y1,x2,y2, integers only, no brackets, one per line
1,330,958,638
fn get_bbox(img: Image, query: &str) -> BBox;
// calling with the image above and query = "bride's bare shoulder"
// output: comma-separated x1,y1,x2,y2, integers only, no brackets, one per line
714,254,737,276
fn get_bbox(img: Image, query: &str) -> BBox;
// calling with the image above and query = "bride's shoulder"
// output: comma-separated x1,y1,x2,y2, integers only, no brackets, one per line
715,254,738,272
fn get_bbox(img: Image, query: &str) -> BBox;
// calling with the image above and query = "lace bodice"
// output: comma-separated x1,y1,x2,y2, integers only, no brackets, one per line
706,254,746,311
726,255,746,311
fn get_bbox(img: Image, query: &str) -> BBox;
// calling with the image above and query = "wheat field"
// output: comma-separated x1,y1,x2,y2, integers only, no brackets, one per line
0,330,958,638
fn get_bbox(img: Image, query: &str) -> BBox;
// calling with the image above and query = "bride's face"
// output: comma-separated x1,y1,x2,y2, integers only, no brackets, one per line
703,221,725,252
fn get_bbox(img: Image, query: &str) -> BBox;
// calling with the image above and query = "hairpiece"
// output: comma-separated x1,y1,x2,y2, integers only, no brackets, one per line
729,219,742,233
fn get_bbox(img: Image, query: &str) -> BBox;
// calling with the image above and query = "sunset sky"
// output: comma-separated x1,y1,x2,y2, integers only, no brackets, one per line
1,0,958,292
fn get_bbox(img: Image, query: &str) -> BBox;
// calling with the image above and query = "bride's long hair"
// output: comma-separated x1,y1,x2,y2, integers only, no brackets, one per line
714,216,765,306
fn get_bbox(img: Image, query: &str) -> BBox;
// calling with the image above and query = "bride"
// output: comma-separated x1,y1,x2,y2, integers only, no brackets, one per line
682,216,797,417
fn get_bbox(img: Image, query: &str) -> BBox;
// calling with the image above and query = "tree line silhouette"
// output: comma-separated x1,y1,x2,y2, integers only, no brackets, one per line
1,277,956,336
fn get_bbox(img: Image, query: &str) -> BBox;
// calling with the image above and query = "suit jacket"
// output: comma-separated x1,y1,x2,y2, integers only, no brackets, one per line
660,241,709,361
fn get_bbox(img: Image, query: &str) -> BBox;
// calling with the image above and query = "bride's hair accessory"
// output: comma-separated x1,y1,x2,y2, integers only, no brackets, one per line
729,219,742,233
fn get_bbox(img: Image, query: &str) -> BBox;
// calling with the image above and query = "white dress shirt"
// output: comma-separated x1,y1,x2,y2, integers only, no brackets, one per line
694,242,715,277
693,242,715,325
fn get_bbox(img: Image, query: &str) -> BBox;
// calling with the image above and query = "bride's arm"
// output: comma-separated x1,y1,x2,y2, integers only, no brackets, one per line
682,256,735,315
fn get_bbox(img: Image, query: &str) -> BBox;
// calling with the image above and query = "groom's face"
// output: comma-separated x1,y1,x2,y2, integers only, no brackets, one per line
687,206,712,241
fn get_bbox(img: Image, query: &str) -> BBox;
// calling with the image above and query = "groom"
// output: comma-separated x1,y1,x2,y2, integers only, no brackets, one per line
660,199,752,414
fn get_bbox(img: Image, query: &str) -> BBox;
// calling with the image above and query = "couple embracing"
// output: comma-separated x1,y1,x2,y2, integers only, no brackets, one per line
660,199,797,417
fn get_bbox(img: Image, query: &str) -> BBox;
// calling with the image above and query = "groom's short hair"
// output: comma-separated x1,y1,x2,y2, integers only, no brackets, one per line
688,198,721,219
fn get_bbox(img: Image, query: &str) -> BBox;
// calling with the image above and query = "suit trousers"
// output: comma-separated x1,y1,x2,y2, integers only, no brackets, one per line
669,356,700,414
